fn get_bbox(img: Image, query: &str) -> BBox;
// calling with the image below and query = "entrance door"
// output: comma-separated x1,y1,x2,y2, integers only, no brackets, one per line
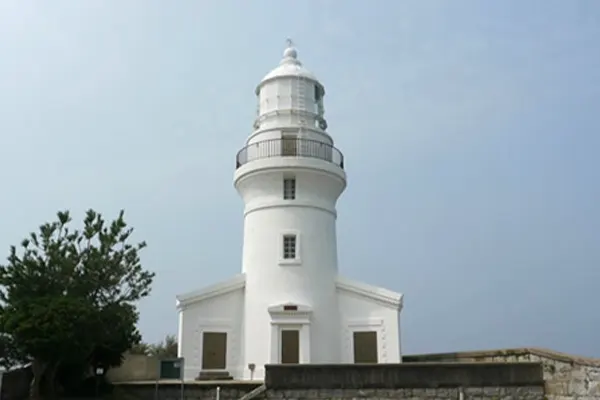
281,135,298,156
280,329,300,364
352,331,378,363
201,332,227,369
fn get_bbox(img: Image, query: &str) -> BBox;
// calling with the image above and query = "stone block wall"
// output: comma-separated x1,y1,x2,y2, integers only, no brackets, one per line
404,347,600,399
115,384,545,400
113,382,260,400
114,361,545,400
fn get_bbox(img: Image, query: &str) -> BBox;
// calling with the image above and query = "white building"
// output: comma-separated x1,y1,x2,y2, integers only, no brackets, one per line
176,41,403,381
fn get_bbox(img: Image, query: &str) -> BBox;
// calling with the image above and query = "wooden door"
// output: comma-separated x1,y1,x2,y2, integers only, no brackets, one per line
202,332,227,370
353,331,378,363
282,135,298,156
280,329,300,364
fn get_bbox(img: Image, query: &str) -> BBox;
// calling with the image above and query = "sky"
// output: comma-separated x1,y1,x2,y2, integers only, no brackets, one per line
0,0,599,357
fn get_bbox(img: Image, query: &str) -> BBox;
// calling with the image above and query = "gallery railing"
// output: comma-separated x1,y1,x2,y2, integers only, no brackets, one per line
236,138,344,170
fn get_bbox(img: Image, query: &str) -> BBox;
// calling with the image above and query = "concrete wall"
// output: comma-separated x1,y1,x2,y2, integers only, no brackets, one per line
404,347,600,399
114,362,545,400
0,366,31,400
106,354,160,383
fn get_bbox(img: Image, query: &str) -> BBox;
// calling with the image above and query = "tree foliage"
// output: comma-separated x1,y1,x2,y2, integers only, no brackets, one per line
0,209,154,399
130,334,178,359
0,332,28,369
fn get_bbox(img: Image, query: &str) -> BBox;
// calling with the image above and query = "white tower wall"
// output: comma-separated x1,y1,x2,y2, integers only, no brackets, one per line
176,41,404,381
236,166,345,378
234,43,346,379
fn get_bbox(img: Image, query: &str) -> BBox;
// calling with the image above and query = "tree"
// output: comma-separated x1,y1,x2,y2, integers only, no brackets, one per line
149,334,178,358
129,334,178,359
0,332,28,369
129,341,152,356
0,209,154,400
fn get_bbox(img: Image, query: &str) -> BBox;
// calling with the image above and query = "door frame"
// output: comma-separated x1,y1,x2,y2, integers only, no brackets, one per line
200,331,228,370
197,320,233,371
352,331,379,363
281,129,301,157
268,303,312,364
279,327,301,364
344,318,385,363
281,134,298,156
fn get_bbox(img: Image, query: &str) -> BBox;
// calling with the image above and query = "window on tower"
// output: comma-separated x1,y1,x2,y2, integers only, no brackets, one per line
282,235,297,260
283,177,296,200
314,84,324,116
314,84,323,101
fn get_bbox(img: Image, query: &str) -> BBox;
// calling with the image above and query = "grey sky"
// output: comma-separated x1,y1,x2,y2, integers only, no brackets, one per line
0,1,599,356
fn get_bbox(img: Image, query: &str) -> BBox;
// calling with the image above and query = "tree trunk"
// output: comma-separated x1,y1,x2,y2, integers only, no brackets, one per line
29,359,48,400
44,361,60,400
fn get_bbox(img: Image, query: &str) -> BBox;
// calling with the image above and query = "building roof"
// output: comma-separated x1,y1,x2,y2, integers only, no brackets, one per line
175,274,246,309
256,40,320,93
336,275,403,310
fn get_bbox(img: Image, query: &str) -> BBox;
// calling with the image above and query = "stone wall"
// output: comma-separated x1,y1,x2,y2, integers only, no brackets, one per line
107,354,161,383
114,361,545,400
113,382,261,400
404,347,600,399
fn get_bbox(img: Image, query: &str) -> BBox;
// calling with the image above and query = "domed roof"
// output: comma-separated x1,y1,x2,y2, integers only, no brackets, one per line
257,40,320,91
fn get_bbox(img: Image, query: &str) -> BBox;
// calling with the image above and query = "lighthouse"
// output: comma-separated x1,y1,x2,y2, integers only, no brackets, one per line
176,42,403,381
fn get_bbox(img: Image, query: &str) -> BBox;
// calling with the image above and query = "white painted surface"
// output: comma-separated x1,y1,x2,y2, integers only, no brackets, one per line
177,42,403,381
176,275,245,380
336,276,402,363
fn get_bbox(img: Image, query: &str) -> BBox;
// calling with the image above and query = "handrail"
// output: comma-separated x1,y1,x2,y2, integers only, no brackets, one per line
235,138,344,170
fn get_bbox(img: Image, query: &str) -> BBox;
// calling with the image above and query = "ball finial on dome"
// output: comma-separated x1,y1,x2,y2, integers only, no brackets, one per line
283,38,297,59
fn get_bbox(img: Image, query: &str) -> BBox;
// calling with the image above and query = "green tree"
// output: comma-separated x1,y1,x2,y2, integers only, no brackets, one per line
129,341,152,356
0,332,28,369
150,334,178,358
129,334,178,359
0,209,154,399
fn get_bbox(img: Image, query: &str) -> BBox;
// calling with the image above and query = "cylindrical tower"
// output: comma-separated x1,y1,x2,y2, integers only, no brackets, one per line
234,41,346,379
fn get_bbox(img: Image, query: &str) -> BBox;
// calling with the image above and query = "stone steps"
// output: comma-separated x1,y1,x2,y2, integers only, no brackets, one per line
195,370,234,381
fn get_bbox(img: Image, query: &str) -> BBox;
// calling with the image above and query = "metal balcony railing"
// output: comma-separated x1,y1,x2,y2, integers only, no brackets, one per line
235,138,344,170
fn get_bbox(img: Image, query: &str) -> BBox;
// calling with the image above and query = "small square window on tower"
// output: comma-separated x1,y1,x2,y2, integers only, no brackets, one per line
283,178,296,200
282,234,297,260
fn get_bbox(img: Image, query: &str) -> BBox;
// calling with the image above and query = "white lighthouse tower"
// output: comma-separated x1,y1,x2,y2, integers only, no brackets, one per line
176,41,403,381
235,39,346,377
